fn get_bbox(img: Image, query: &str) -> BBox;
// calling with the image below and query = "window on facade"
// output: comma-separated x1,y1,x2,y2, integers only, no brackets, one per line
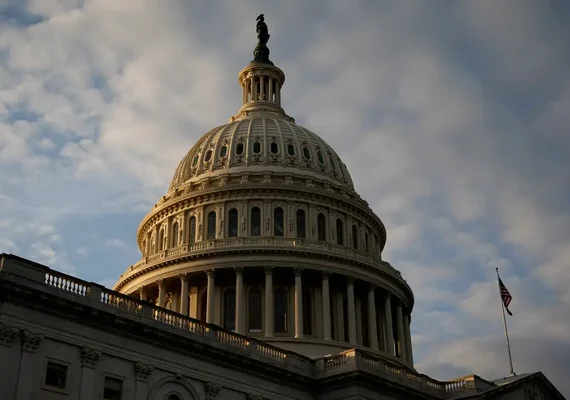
171,222,178,248
336,219,344,246
365,232,369,252
287,143,295,156
253,141,261,154
236,142,244,155
219,145,228,158
317,150,325,164
103,376,123,400
302,146,311,160
224,288,236,331
274,207,284,236
228,208,238,237
44,361,67,389
207,211,216,240
248,287,262,332
274,287,287,333
296,209,306,239
204,149,213,162
352,225,358,250
251,207,261,236
189,216,196,244
329,154,337,172
192,155,199,167
317,213,326,241
303,289,312,336
270,142,279,154
158,229,165,251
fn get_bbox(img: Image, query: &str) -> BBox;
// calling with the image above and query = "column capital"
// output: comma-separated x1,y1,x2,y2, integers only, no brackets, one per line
322,270,331,279
156,278,164,287
179,273,189,282
346,276,355,285
81,346,101,369
234,266,244,275
205,269,215,278
368,283,376,291
264,266,274,275
294,267,304,277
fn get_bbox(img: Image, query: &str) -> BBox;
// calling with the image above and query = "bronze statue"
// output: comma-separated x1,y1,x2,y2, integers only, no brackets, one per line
256,14,270,45
253,14,273,64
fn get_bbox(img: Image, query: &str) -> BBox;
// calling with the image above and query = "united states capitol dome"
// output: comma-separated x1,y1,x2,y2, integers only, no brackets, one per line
115,15,414,366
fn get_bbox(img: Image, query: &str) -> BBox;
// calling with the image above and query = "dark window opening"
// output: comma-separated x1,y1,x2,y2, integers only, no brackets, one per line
219,145,228,158
207,211,216,240
317,150,325,164
224,288,236,331
352,225,358,249
228,208,238,237
192,155,199,167
189,216,196,244
236,142,244,155
248,287,262,332
45,362,67,389
103,376,123,400
317,213,326,241
274,207,284,237
251,207,261,236
274,287,287,333
336,219,344,246
303,289,312,335
171,222,179,247
204,149,212,162
270,142,279,154
296,209,306,239
287,144,295,156
302,146,311,160
253,141,261,154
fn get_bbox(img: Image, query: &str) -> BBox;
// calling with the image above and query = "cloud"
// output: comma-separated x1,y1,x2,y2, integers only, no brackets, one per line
1,1,569,396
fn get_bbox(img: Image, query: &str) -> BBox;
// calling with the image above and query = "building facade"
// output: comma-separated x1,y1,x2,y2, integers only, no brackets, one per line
0,16,564,400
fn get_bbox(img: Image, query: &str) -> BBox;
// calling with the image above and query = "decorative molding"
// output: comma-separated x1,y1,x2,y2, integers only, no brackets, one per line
204,381,221,399
247,394,263,400
264,266,274,275
0,322,18,347
134,362,154,382
20,329,43,352
234,266,244,275
205,269,215,278
81,346,101,369
294,268,304,277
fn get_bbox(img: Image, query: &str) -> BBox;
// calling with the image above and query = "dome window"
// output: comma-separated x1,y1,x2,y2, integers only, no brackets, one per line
192,155,199,167
236,142,244,155
251,207,261,236
219,145,228,158
302,146,311,160
317,150,325,164
274,207,284,236
204,149,213,162
270,142,279,154
253,141,261,154
228,208,238,237
287,144,295,156
329,154,337,172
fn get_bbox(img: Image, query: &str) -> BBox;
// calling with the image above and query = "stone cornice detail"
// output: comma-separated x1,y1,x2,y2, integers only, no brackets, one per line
21,329,43,352
135,362,154,382
204,381,221,399
0,322,18,347
81,346,101,368
247,394,263,400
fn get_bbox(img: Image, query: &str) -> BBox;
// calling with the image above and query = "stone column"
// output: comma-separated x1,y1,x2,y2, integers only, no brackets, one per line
322,272,332,341
404,313,414,365
260,76,265,100
79,347,101,400
355,297,363,345
346,277,357,345
384,293,395,355
206,270,215,324
367,285,379,350
294,268,303,338
264,267,274,337
138,286,147,301
157,279,166,308
335,292,345,342
16,330,44,400
180,274,189,316
395,301,407,361
268,78,274,102
275,82,281,104
235,267,244,334
249,78,254,102
242,82,247,104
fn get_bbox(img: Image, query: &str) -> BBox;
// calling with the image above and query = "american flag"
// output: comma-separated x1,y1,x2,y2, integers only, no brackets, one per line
498,275,513,316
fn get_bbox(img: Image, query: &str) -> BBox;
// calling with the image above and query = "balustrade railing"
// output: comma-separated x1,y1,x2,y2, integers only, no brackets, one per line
45,270,88,296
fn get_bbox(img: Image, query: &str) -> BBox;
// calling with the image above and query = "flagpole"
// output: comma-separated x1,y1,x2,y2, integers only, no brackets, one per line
496,268,515,376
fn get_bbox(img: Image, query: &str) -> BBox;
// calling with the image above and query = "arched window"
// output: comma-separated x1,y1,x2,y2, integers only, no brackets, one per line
365,232,369,252
303,288,312,336
223,288,236,331
296,209,306,239
248,287,262,332
200,291,207,322
219,145,228,158
171,222,179,248
228,208,238,237
270,142,279,154
189,216,196,244
336,218,344,246
251,207,261,236
317,213,326,241
352,225,358,249
167,395,181,400
158,229,165,251
274,287,287,333
207,211,216,240
236,142,244,155
274,207,284,237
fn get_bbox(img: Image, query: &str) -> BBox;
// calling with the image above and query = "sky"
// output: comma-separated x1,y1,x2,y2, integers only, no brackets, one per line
1,0,570,396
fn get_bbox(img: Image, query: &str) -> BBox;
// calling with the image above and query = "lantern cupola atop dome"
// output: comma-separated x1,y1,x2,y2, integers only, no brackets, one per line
231,14,293,122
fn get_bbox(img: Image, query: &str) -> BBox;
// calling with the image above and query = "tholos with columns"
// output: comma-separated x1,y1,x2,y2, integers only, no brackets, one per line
264,267,274,337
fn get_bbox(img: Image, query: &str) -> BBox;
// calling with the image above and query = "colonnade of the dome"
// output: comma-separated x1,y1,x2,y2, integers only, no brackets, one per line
136,266,413,366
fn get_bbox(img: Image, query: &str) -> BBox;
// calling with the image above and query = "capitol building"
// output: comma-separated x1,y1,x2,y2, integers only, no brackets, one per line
0,16,563,400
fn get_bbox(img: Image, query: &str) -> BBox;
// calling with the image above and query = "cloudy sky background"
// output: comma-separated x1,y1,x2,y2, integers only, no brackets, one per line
1,0,569,395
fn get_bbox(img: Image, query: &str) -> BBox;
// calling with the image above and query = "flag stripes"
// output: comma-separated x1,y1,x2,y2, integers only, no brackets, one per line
498,276,513,316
